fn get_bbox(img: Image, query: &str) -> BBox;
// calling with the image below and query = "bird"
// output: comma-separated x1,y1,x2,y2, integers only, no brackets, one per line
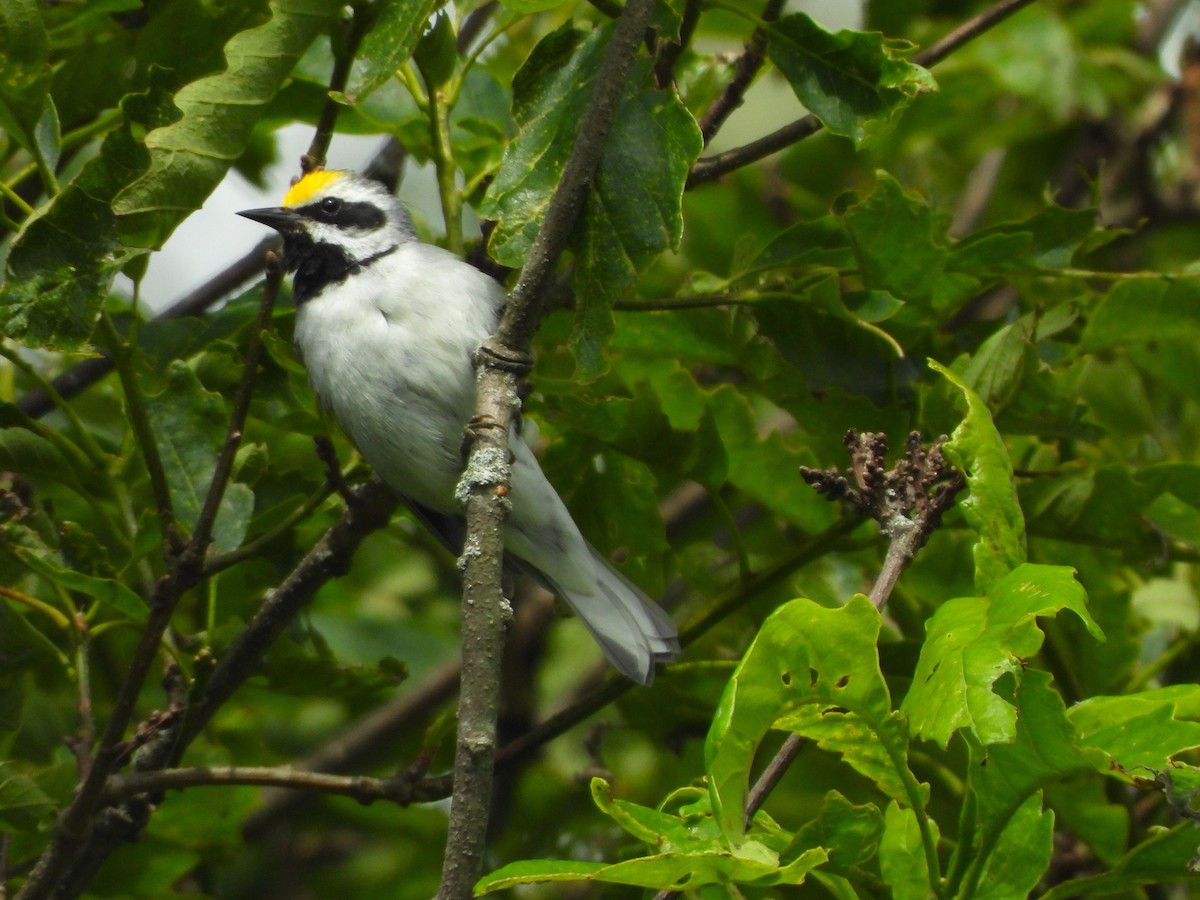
239,169,679,684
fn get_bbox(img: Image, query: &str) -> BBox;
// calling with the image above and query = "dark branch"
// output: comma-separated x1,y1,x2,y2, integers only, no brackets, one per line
696,0,785,144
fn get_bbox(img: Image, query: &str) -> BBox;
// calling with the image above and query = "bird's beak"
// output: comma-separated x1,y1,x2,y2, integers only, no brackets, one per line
237,206,302,232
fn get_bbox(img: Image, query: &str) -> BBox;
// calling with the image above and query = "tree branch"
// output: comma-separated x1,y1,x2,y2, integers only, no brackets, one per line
103,765,440,806
688,0,1041,186
302,5,370,171
439,2,658,897
242,659,463,840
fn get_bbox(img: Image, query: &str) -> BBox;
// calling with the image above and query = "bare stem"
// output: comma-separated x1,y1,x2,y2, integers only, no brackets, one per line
103,765,440,806
697,0,785,144
303,6,369,170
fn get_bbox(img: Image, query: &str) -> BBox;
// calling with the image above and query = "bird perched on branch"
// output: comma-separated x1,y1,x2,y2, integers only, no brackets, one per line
239,169,679,683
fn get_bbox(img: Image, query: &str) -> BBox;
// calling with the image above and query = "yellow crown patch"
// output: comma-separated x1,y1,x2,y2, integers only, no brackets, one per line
282,169,347,207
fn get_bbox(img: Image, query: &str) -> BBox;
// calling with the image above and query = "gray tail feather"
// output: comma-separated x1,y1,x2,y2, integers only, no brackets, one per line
555,546,679,685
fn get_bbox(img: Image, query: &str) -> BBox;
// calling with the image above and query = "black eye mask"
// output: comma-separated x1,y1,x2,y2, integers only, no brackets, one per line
299,199,387,230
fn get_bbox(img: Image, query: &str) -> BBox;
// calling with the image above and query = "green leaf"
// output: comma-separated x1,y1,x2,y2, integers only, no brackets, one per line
765,14,934,146
111,0,340,248
1068,688,1200,772
973,793,1054,900
475,859,611,895
751,276,898,404
144,362,254,553
879,802,938,900
790,791,883,869
477,781,829,894
0,763,56,833
0,0,59,175
958,315,1036,410
902,564,1100,747
0,70,178,349
343,0,443,104
413,12,456,90
705,596,921,846
932,360,1026,594
481,24,701,378
14,548,147,624
1082,277,1200,351
0,426,84,491
840,172,973,314
962,672,1106,897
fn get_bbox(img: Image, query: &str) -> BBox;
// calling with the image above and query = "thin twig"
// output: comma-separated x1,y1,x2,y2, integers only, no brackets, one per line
190,255,281,556
103,765,440,806
911,0,1039,69
96,314,180,555
697,0,785,144
688,0,1041,186
303,7,369,171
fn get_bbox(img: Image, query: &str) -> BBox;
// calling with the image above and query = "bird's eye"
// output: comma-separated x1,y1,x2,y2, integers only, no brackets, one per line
319,197,341,215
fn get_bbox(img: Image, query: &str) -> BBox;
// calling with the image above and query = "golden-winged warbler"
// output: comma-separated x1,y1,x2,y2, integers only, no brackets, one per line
239,169,679,683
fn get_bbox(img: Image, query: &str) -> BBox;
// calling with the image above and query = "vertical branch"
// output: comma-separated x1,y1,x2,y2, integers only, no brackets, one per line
436,1,657,898
303,4,370,171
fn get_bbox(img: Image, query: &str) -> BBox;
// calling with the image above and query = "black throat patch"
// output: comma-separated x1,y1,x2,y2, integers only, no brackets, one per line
282,234,398,305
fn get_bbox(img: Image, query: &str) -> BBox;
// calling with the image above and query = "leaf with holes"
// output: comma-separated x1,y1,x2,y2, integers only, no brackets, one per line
705,595,922,847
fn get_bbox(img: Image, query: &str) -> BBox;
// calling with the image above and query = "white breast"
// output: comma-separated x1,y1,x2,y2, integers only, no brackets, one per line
293,242,506,513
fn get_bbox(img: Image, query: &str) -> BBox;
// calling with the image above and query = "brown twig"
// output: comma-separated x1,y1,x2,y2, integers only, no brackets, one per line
696,0,785,144
103,765,440,806
302,6,370,171
912,0,1040,69
242,659,463,839
191,254,280,555
801,430,965,609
